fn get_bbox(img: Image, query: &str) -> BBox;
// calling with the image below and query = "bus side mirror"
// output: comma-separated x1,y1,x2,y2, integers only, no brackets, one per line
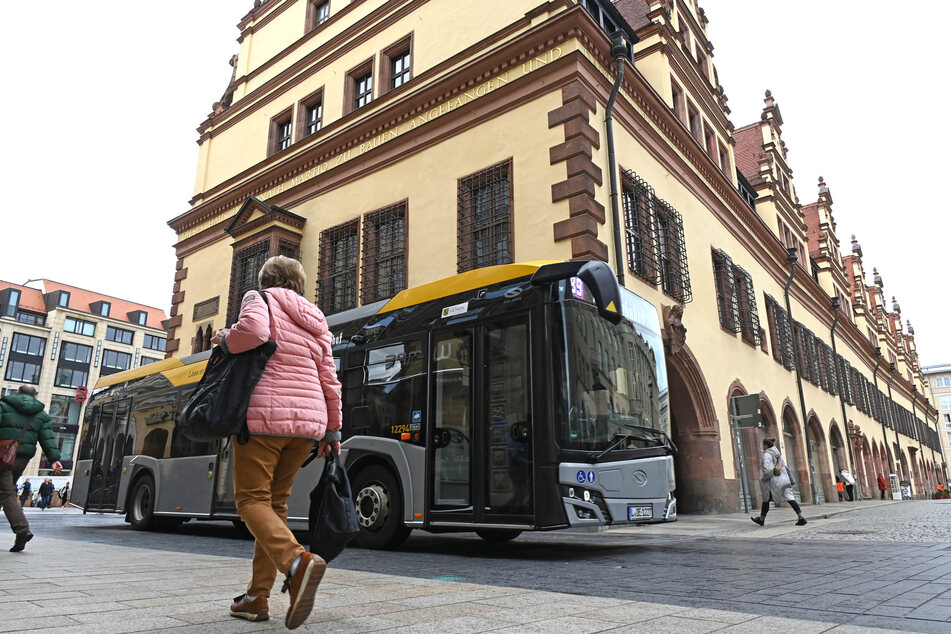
577,261,622,325
434,428,452,449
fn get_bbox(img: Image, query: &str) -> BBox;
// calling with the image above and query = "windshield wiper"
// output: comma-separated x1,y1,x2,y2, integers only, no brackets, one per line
622,423,678,456
594,433,637,460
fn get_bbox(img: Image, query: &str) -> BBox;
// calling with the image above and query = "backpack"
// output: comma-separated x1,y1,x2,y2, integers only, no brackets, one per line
177,291,276,442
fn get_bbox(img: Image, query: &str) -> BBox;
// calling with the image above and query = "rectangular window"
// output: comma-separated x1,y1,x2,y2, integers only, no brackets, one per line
687,103,701,142
718,143,729,175
307,0,330,30
268,108,293,156
935,376,951,388
64,317,96,337
58,291,70,308
671,79,685,123
318,220,360,313
143,334,167,351
765,295,795,370
55,341,92,388
361,202,408,304
381,35,414,94
457,160,513,273
704,122,716,160
354,72,373,109
5,333,45,384
655,199,691,303
99,301,111,317
3,288,20,317
695,45,708,79
939,394,951,411
105,325,134,345
297,88,324,140
139,356,161,366
622,171,658,284
101,349,132,376
305,101,322,136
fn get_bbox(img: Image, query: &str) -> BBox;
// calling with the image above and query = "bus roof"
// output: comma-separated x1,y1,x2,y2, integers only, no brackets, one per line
93,350,211,390
379,261,559,313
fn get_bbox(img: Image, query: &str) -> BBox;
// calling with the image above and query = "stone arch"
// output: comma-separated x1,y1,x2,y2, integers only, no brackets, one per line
828,421,847,476
665,343,730,513
758,392,779,439
860,434,875,496
781,402,809,504
807,415,834,503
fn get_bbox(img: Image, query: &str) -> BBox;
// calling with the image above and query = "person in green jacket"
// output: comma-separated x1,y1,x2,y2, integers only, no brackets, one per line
0,385,62,552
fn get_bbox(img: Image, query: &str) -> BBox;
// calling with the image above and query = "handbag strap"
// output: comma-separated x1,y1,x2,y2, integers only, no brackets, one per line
13,414,37,444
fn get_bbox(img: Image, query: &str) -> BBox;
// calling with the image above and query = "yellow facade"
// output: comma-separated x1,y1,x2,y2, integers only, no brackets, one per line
168,0,946,512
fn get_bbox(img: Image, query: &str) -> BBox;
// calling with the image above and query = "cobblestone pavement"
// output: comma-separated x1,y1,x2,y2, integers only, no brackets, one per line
3,500,949,632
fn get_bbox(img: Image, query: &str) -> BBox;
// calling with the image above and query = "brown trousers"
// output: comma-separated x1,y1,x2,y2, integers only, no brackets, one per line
233,435,314,597
0,455,31,535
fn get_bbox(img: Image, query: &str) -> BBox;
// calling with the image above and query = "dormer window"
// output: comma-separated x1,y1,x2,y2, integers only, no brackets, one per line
127,310,148,326
58,291,70,308
90,300,111,317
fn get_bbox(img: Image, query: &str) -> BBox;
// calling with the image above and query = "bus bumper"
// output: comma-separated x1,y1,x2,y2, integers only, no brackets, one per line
562,491,677,527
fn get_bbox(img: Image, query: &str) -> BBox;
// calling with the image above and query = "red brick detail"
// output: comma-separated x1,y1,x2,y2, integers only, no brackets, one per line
570,235,609,261
547,100,590,128
563,119,600,149
165,338,180,354
553,214,599,241
565,156,602,186
550,138,593,164
562,82,597,113
171,291,185,305
552,174,596,202
174,268,188,282
176,258,184,271
569,195,606,223
165,314,183,329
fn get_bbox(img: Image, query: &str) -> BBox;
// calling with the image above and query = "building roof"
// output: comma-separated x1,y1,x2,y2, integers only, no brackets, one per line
922,364,951,375
0,280,168,330
732,123,764,185
0,281,46,313
613,0,651,32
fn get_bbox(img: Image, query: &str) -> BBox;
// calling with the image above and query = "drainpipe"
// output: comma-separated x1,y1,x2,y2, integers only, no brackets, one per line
605,30,629,287
830,296,858,499
783,248,820,504
873,348,888,471
886,362,901,484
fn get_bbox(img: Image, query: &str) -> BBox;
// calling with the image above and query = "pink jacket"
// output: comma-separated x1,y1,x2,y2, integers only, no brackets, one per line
221,288,342,440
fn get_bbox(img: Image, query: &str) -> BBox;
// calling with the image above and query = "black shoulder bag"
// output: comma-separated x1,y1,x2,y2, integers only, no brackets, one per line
177,291,277,443
308,448,359,562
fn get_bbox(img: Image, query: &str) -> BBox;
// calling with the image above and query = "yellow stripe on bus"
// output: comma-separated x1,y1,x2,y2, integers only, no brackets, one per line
379,261,559,313
161,360,208,387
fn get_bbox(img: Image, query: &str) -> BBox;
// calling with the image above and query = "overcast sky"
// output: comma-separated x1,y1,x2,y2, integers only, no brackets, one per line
2,2,948,367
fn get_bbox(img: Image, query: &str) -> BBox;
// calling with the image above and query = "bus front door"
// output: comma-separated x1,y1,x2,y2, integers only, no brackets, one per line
86,398,132,512
430,316,533,527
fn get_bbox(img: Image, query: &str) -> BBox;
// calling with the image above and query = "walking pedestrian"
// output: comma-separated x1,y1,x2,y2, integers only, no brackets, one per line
0,385,63,551
751,438,808,527
59,482,70,507
18,478,31,508
38,478,53,509
877,472,888,499
839,469,856,501
213,256,342,629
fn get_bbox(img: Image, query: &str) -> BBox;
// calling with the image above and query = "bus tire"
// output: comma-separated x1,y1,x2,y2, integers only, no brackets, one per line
128,474,157,531
476,529,522,543
351,465,411,549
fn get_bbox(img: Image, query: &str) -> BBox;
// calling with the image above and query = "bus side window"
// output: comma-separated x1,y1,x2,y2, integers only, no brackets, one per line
364,341,426,443
131,388,179,458
169,386,217,457
78,404,101,461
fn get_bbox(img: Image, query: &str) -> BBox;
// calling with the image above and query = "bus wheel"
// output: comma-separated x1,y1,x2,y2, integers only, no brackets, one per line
476,529,522,543
352,466,411,549
128,474,157,531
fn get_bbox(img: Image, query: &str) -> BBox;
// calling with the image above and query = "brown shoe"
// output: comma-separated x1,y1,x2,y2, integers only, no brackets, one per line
230,594,269,621
281,552,326,629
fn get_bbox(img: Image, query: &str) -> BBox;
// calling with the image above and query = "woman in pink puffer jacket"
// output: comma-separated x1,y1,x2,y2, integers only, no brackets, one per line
212,255,341,629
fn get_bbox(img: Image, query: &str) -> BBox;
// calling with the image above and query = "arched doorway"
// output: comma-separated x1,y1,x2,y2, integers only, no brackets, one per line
781,404,806,503
861,435,874,497
666,344,731,513
807,416,833,503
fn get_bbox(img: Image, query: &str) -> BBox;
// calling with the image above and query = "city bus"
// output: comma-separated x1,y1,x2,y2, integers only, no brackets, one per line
71,260,676,546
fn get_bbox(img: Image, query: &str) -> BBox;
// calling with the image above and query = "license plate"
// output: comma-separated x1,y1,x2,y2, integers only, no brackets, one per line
628,504,652,520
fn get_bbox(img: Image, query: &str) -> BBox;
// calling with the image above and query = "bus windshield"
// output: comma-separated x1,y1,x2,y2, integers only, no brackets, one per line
554,300,671,454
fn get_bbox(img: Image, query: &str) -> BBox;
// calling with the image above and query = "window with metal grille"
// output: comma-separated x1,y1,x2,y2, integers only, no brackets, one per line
656,200,691,302
318,220,359,313
457,160,512,273
820,342,837,395
361,202,407,303
278,239,299,261
733,263,760,346
711,249,739,332
765,295,795,370
228,239,270,325
277,120,292,151
305,101,322,136
622,172,658,284
803,327,820,386
390,50,411,89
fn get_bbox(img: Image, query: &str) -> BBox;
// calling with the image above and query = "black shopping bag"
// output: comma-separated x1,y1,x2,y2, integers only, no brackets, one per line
308,448,359,562
177,292,276,442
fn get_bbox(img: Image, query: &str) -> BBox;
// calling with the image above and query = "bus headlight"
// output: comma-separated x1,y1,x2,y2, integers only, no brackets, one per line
568,487,575,498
